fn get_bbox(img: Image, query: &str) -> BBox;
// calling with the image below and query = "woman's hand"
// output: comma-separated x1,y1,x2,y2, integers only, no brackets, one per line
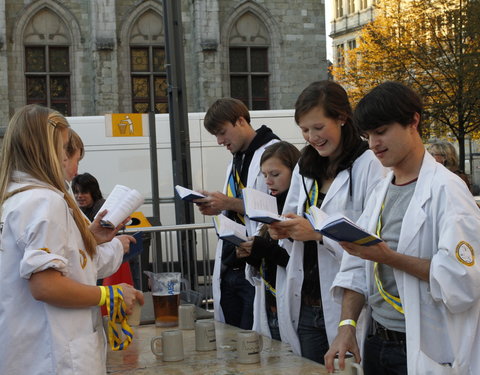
116,235,137,254
89,210,130,244
269,213,322,242
118,283,144,315
236,240,254,258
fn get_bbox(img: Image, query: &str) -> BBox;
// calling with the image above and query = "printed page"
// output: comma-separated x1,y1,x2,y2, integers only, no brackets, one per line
98,185,144,228
243,187,283,222
213,214,248,244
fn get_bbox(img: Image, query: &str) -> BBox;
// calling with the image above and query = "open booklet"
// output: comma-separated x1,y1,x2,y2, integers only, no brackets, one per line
242,187,286,224
305,206,382,246
95,185,144,229
175,185,206,202
212,214,248,246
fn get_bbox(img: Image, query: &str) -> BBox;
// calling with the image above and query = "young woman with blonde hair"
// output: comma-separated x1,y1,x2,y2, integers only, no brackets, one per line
0,104,143,375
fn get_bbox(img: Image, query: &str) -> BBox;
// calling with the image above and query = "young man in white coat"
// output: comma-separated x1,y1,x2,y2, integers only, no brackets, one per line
325,81,480,375
195,98,279,329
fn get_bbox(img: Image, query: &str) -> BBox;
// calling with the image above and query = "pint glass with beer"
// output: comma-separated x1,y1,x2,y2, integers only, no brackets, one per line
145,271,182,327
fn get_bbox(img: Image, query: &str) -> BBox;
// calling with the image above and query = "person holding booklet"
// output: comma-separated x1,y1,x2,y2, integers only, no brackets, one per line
194,98,279,329
268,81,386,363
0,105,144,375
236,141,300,340
324,82,480,374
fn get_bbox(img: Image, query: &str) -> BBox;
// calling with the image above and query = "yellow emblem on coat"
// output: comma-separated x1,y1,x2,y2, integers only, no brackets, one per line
455,241,475,266
79,249,88,269
40,247,51,253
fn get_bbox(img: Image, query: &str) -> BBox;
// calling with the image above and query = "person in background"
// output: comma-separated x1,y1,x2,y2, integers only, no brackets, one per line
0,104,143,375
269,81,386,363
427,140,472,192
324,82,480,374
236,141,301,340
72,172,106,222
194,98,279,330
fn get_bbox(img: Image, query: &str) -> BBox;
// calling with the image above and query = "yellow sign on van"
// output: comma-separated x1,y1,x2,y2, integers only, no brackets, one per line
105,113,150,137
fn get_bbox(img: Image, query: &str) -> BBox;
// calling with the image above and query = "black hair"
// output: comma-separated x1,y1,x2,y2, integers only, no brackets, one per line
204,98,251,135
71,172,103,202
354,81,423,134
295,81,368,183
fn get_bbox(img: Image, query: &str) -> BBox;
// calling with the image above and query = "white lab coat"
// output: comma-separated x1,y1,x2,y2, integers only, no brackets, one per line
276,149,386,355
212,139,279,322
0,172,124,375
332,152,480,375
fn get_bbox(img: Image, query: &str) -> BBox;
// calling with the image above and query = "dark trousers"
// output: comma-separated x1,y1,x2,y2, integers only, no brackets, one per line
297,304,329,364
220,268,255,329
363,333,407,375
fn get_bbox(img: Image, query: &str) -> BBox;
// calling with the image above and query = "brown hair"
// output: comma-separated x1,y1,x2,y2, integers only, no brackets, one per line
260,141,301,172
204,98,251,134
65,128,85,160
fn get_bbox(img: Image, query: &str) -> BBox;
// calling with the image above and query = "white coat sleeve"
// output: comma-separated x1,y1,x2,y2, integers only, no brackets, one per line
95,238,124,279
429,182,480,314
16,194,69,278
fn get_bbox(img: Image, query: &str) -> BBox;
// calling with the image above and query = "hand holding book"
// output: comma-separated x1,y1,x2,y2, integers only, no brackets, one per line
305,206,382,246
95,185,144,229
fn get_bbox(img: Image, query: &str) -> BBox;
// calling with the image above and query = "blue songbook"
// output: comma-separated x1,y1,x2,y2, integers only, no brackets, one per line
305,207,382,246
122,232,145,262
175,185,205,202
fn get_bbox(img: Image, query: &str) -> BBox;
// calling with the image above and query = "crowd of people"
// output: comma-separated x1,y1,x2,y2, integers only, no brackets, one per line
196,81,480,375
0,80,479,375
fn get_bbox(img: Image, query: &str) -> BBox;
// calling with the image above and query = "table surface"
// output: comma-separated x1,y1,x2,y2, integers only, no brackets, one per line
107,321,329,374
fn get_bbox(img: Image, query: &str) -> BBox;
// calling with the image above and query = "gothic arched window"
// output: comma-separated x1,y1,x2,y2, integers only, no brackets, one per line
129,10,167,113
229,12,270,110
24,9,71,115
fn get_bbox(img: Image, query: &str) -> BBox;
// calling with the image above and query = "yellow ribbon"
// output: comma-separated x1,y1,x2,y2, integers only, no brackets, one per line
375,203,404,314
105,285,134,351
227,169,246,224
305,180,319,214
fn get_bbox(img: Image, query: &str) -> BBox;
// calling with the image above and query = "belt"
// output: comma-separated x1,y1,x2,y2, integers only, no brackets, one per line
373,320,406,343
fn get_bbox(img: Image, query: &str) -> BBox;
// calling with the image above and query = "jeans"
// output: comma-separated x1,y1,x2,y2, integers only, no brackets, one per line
220,268,255,329
363,333,407,375
297,304,329,364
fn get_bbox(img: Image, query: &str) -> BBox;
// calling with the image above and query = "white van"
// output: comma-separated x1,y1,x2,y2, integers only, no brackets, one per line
68,110,304,226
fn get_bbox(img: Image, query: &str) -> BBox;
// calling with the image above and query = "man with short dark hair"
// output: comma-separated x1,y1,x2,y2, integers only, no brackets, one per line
196,98,279,329
325,82,480,374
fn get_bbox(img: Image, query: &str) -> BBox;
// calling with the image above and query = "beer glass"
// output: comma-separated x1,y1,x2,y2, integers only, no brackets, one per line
145,271,181,327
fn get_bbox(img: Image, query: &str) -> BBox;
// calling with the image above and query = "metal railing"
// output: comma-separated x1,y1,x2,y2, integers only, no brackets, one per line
122,223,216,310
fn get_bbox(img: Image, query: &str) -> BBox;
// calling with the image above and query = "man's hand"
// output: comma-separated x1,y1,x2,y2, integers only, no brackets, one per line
89,210,130,244
269,213,322,241
324,325,361,373
194,190,244,216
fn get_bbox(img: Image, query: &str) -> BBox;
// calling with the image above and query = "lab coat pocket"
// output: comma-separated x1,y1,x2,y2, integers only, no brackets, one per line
70,330,104,375
416,351,456,375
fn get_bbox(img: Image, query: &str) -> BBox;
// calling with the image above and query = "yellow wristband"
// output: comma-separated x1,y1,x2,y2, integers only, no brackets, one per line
97,286,107,306
339,319,357,328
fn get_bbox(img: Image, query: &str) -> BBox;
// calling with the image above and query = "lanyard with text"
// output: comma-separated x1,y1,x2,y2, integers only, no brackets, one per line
227,165,246,224
105,285,134,351
375,203,404,314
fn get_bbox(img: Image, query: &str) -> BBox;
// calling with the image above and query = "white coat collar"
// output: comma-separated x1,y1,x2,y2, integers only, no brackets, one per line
396,152,436,254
